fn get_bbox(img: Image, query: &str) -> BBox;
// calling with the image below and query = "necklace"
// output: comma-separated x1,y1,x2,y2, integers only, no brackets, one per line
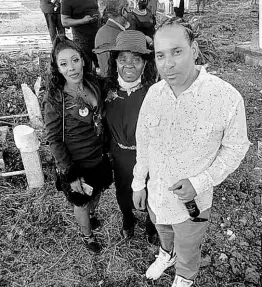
64,82,84,94
64,83,92,117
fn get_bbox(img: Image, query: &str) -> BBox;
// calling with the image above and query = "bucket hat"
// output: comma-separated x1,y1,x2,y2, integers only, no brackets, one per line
93,30,152,54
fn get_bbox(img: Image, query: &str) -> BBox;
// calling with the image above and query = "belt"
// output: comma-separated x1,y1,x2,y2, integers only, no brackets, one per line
118,143,136,150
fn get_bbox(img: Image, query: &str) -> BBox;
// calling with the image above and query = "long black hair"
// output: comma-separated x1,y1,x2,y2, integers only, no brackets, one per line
47,36,100,106
104,50,157,93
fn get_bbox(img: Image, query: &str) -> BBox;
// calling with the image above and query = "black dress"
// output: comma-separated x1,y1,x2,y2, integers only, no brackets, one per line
44,85,112,206
106,86,147,229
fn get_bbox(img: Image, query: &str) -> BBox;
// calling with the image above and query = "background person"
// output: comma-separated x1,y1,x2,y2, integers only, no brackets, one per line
44,36,112,253
61,0,100,70
184,0,190,13
94,0,132,77
147,0,158,15
173,0,184,18
132,18,250,286
95,30,158,242
40,0,65,43
131,0,156,40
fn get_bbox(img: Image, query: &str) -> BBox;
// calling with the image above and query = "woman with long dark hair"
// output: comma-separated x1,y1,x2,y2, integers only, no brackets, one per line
94,30,158,242
43,36,112,253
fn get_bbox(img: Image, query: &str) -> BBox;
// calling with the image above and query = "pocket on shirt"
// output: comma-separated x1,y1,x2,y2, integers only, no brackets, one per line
194,121,213,137
194,121,223,142
147,116,161,138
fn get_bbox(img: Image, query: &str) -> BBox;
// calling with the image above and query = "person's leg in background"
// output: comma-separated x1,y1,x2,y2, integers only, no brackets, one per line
72,23,98,71
184,0,190,13
55,13,65,38
145,212,158,244
87,32,99,68
174,0,184,18
72,31,93,71
44,13,57,43
74,39,93,71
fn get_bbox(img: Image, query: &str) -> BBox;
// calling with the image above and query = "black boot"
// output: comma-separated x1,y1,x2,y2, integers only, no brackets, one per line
121,212,136,239
145,213,158,245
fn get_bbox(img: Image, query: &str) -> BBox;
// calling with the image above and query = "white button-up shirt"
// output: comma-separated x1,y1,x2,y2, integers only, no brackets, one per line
132,66,250,224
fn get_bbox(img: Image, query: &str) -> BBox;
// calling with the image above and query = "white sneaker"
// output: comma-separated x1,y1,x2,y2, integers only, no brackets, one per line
171,275,194,287
146,247,176,280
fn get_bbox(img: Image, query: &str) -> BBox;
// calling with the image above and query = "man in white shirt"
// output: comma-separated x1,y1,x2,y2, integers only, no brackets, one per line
132,17,250,287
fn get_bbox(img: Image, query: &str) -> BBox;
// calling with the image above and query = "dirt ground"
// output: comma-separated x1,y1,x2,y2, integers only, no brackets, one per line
0,0,262,287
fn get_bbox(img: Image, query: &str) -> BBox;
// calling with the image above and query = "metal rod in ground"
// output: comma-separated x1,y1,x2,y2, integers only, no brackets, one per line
0,114,28,120
0,170,26,177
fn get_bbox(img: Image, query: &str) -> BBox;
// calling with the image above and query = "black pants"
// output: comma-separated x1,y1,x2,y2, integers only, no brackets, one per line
112,146,136,229
72,27,99,71
174,0,184,18
111,144,156,235
44,13,65,43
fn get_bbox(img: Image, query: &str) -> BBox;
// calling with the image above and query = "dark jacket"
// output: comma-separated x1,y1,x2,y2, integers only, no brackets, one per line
43,79,104,181
106,86,148,148
95,20,124,77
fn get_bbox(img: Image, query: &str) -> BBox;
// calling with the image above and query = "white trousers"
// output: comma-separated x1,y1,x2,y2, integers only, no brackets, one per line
173,0,181,8
184,0,190,9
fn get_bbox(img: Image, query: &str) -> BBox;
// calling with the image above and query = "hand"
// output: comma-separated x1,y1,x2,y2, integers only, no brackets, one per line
145,35,153,46
70,178,84,194
80,177,93,196
133,188,147,210
92,14,100,20
168,179,197,202
83,15,95,24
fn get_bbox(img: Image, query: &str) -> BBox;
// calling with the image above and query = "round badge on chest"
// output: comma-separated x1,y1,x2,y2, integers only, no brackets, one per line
79,107,89,117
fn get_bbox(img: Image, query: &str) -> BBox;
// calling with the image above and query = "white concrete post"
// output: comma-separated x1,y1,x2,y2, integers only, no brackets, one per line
21,84,44,129
13,125,44,188
259,0,262,49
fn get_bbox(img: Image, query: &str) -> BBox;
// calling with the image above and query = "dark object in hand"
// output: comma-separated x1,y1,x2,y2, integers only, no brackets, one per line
184,199,200,218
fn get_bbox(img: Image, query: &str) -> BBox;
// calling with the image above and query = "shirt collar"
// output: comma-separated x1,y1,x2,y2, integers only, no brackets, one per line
108,18,126,31
185,65,207,96
162,65,208,99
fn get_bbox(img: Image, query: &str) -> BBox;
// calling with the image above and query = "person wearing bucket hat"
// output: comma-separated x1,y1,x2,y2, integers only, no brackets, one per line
98,30,158,242
43,36,113,253
94,0,134,77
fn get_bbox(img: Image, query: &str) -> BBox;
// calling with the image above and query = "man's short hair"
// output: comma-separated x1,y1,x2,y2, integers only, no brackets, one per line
155,17,195,45
104,0,127,17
